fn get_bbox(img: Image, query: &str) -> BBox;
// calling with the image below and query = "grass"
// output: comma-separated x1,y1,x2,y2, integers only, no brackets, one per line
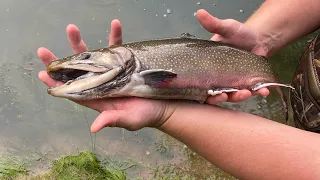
0,150,236,180
0,162,28,179
0,153,29,179
1,151,127,180
32,151,126,180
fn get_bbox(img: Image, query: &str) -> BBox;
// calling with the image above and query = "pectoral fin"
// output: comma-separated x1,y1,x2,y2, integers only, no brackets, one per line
208,88,240,96
140,69,177,87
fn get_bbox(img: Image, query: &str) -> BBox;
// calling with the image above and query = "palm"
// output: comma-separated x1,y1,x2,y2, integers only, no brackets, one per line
80,97,167,132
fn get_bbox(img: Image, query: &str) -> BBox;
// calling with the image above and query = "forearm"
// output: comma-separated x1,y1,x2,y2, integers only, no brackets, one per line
245,0,320,56
159,103,320,179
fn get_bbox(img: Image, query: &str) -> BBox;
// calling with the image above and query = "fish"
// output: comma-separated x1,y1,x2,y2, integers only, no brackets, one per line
46,33,294,116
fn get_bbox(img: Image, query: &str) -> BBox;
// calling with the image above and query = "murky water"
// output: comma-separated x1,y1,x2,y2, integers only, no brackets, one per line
0,0,314,179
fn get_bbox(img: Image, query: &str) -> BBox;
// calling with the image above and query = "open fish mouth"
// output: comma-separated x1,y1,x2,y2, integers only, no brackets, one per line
48,68,97,83
46,64,126,99
45,48,137,100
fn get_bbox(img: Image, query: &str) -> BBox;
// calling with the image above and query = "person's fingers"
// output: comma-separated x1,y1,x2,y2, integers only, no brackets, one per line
206,90,251,105
196,9,221,34
196,9,241,40
206,93,229,105
38,71,64,87
38,70,114,112
37,47,57,67
66,24,88,54
91,110,122,132
108,19,122,46
226,90,252,102
91,110,141,132
252,88,270,96
206,88,270,105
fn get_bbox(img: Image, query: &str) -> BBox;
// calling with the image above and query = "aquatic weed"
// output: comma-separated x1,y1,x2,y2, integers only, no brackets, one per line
32,151,126,180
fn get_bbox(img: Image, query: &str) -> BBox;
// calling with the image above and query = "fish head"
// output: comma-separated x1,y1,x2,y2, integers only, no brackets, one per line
46,47,136,100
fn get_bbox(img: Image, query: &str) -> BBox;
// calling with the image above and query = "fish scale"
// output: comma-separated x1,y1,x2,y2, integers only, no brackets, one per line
122,38,272,77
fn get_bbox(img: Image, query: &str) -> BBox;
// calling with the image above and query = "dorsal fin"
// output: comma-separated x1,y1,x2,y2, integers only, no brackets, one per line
180,33,197,39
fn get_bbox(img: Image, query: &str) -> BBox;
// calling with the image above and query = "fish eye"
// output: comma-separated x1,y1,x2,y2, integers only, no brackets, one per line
80,52,91,60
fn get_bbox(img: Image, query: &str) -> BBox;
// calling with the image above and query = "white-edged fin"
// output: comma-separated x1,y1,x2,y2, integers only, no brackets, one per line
139,69,177,87
252,83,295,91
208,88,240,96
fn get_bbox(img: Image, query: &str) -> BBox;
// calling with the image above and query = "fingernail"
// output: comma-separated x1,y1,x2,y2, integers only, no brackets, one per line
239,94,245,100
214,96,224,103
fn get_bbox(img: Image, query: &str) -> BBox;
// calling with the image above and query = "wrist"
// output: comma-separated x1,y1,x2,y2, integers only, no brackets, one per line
154,100,179,129
156,102,181,134
156,101,209,132
245,22,281,58
156,100,197,131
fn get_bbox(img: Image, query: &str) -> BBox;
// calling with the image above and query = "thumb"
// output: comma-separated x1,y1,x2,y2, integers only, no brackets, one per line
196,9,241,39
90,110,141,132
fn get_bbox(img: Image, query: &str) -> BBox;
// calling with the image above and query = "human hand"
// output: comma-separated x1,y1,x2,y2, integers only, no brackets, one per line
37,20,176,133
196,9,270,105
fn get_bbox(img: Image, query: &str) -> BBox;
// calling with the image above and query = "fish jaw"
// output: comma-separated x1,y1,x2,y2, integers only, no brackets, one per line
46,47,137,100
47,51,119,76
47,66,124,99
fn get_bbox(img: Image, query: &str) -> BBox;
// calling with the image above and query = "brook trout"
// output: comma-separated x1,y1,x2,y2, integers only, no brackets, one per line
47,34,294,115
